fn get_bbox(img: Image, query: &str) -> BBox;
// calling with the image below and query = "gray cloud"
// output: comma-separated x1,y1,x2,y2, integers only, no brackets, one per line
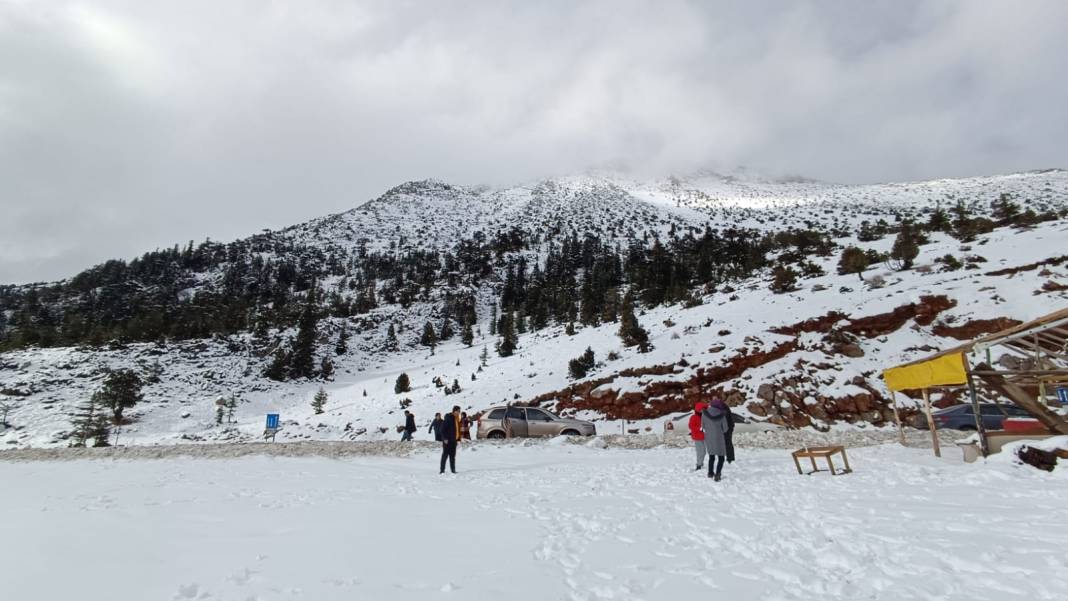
1,0,1066,283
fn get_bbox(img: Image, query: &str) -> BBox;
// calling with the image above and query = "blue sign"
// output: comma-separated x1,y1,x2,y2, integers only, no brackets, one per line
265,413,280,429
1057,387,1068,406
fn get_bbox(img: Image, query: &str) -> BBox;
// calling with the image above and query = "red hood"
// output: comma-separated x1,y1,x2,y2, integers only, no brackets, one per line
694,402,708,413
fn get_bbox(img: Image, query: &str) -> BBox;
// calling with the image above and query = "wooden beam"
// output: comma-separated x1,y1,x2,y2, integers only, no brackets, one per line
889,390,906,446
1045,326,1068,339
1008,336,1068,361
921,388,941,458
964,361,990,457
972,362,1068,435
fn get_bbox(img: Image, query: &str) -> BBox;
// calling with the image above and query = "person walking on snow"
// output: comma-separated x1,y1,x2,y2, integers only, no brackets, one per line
429,412,444,442
689,402,708,471
440,405,462,474
701,399,731,481
401,410,416,442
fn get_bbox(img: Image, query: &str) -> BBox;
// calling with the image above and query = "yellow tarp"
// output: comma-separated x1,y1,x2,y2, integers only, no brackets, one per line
882,352,968,392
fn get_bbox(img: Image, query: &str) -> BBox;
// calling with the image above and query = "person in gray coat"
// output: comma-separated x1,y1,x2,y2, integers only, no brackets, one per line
701,399,730,481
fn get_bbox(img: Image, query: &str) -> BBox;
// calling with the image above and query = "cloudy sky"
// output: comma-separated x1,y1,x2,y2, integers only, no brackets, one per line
1,1,1067,283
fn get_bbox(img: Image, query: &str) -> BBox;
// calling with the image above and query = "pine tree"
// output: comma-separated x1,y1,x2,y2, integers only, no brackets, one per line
927,204,950,232
992,193,1020,225
320,356,335,380
769,266,799,293
451,378,462,394
857,221,883,242
290,287,319,379
312,387,328,414
227,394,240,422
461,319,474,347
837,246,869,280
601,287,621,323
420,321,438,348
439,319,454,341
95,369,144,423
568,347,596,379
890,220,920,270
335,325,349,356
951,199,976,241
90,412,112,447
618,292,651,352
394,373,411,394
385,323,399,351
215,405,225,425
69,395,100,447
265,347,289,381
0,399,14,426
479,345,489,367
489,305,498,336
497,311,518,357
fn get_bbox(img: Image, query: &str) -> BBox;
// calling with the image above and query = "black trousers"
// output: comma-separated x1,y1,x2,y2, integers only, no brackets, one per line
708,455,725,477
440,440,457,473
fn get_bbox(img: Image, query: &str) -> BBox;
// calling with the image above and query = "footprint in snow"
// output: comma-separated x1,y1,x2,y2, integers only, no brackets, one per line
172,583,208,600
226,568,257,586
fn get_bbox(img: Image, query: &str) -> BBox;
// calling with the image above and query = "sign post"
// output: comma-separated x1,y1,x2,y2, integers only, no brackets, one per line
264,413,280,442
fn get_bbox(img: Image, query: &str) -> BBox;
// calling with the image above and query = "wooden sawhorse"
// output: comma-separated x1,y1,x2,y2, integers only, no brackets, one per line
792,445,852,475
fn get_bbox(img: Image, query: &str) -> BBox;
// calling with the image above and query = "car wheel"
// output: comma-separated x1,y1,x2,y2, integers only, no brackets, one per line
487,431,505,439
958,425,976,431
560,429,580,436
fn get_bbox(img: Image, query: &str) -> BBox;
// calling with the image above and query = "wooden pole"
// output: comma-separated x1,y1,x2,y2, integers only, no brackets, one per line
889,390,906,446
963,360,989,457
921,388,941,458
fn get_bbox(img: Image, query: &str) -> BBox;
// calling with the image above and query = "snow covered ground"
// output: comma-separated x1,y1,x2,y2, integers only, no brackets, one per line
4,440,1066,601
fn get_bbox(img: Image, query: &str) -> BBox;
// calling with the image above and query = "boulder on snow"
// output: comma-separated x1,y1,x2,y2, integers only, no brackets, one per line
836,343,865,358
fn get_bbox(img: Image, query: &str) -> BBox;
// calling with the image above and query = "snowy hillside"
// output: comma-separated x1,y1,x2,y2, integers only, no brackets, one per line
1,169,1067,448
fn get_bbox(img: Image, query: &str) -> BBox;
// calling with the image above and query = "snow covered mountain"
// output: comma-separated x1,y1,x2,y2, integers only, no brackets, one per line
2,169,1067,448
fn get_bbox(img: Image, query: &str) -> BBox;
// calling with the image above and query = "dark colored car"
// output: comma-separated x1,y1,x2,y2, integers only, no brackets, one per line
912,403,1033,430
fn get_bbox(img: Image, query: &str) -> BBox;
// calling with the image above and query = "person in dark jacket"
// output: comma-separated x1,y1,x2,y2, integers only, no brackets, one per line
440,405,462,474
429,412,444,442
725,404,736,464
401,410,416,441
701,399,730,481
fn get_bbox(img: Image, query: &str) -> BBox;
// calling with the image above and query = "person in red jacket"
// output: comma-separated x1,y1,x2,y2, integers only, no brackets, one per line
689,402,707,471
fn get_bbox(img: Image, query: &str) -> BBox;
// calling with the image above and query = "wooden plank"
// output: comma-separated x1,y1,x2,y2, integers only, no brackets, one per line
921,388,941,457
1006,337,1068,361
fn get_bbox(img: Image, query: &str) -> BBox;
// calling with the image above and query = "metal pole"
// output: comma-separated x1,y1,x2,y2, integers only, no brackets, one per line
889,390,906,446
921,388,941,457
